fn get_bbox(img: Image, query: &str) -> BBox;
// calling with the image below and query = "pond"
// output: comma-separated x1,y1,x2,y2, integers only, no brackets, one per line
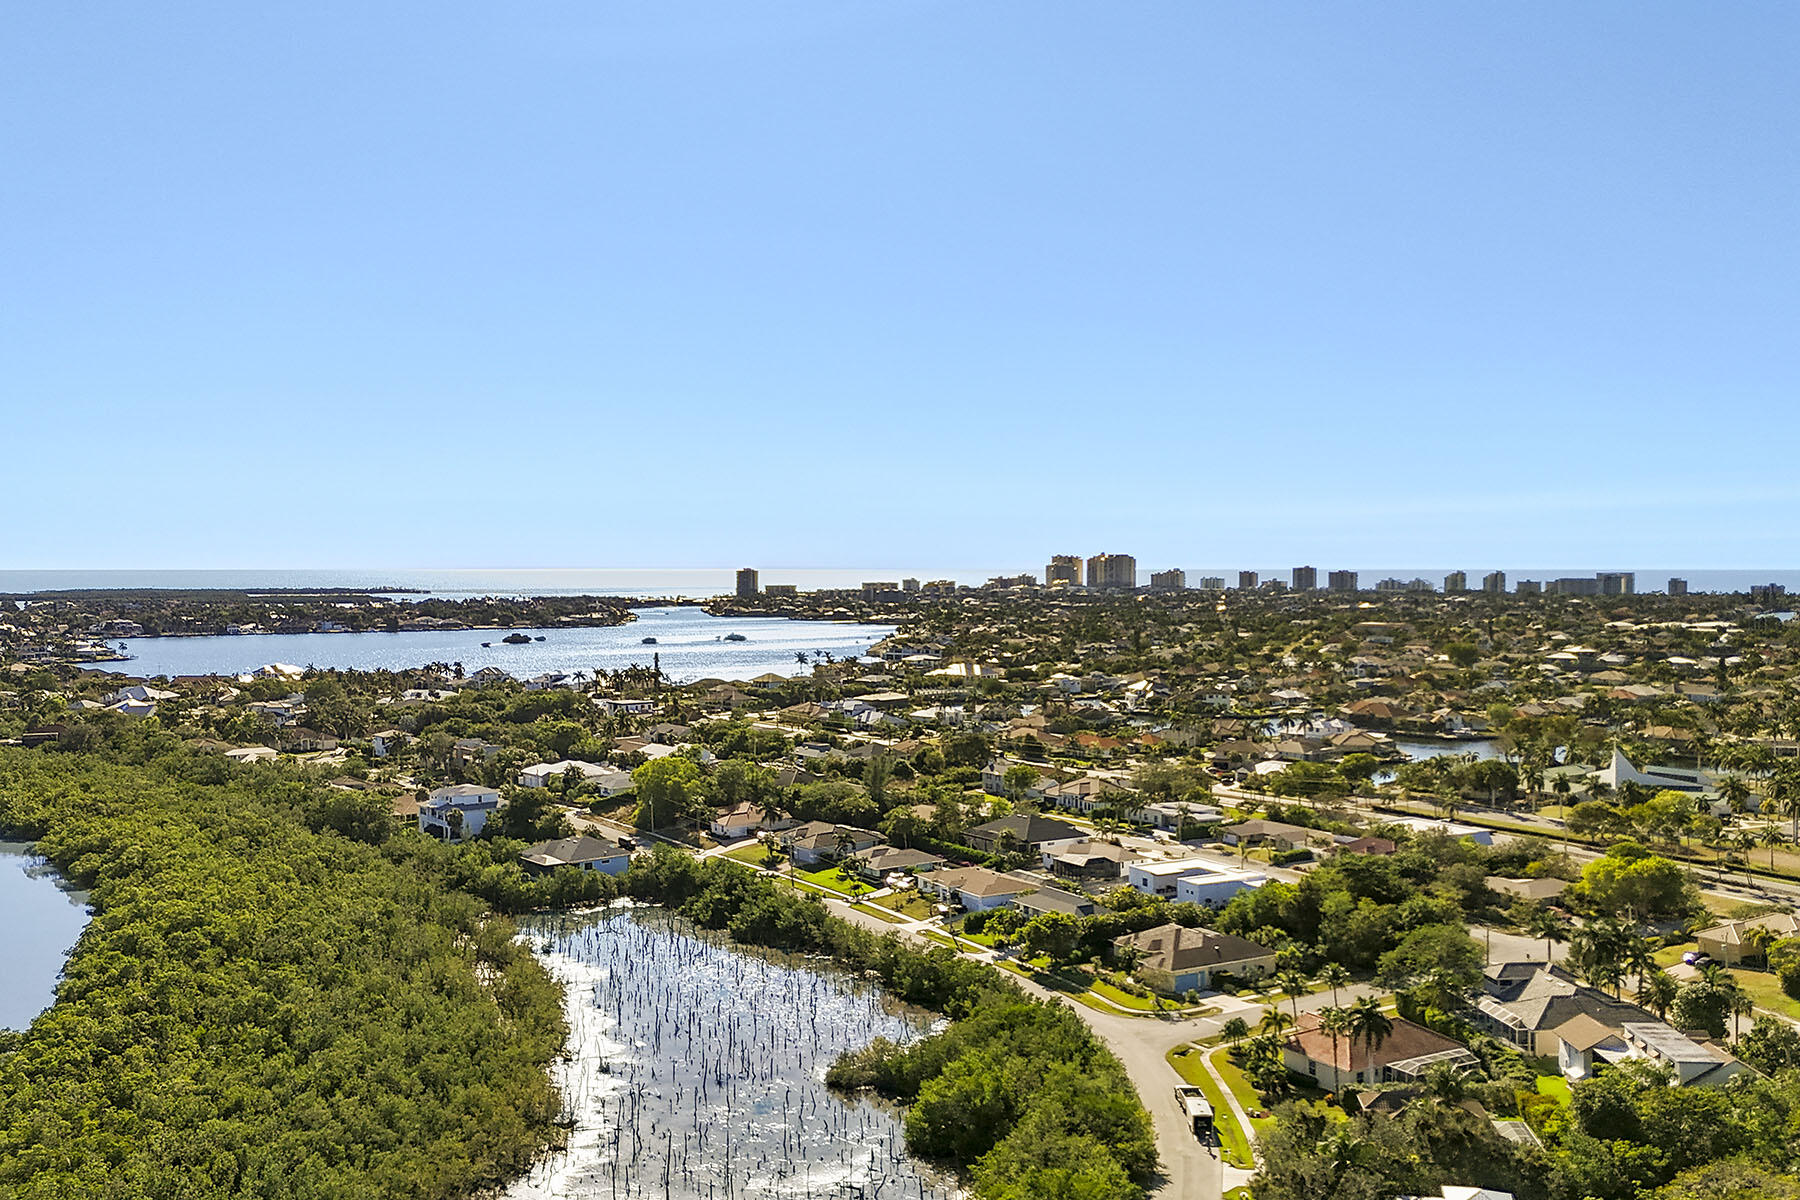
1372,739,1505,785
90,607,895,685
505,907,954,1200
0,841,91,1030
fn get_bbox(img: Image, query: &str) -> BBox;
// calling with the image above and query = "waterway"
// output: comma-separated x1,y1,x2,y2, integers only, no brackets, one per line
505,907,952,1200
0,842,91,1030
90,607,895,685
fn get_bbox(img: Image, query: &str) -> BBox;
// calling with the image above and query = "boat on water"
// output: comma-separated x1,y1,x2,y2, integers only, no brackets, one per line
723,633,747,642
481,642,491,647
501,633,532,645
641,637,658,644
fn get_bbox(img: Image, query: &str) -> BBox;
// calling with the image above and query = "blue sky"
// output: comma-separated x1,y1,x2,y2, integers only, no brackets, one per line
4,3,1797,570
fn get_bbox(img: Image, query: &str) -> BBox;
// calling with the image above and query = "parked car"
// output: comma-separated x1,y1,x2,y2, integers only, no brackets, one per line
1683,950,1713,967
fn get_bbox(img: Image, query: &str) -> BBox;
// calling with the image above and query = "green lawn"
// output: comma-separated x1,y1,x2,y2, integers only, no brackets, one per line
1212,1047,1276,1138
868,890,935,920
723,843,781,867
793,865,862,895
1090,980,1161,1011
1653,941,1694,967
1731,966,1800,1022
1536,1075,1572,1105
1169,1045,1255,1169
852,902,907,924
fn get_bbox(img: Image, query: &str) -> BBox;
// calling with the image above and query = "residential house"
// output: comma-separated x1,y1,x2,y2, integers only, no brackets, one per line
1473,962,1658,1056
851,844,946,880
1221,819,1314,850
518,760,611,789
419,784,504,841
519,835,631,877
1040,838,1142,881
1174,865,1268,907
1011,888,1097,919
1113,924,1277,994
917,866,1036,912
709,801,796,840
450,738,504,768
1487,876,1570,903
223,745,278,765
1127,859,1214,898
964,814,1085,853
369,729,408,758
1284,1014,1479,1091
278,727,340,753
1694,912,1800,965
782,822,881,867
593,696,657,717
1335,836,1398,857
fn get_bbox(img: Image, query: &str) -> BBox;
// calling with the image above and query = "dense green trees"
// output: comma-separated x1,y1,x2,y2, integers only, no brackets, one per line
0,749,566,1200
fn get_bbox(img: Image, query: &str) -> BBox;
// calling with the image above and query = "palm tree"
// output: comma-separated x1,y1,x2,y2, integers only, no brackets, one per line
1759,824,1786,871
1319,962,1352,1008
1258,1007,1295,1036
1277,969,1310,1020
1220,1016,1251,1046
1346,996,1392,1080
1527,908,1571,964
1636,966,1677,1019
1319,1005,1352,1084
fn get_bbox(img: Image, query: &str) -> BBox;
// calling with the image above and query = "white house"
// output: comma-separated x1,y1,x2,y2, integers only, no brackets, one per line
518,760,611,789
419,784,504,841
1173,865,1268,907
370,730,408,758
1127,859,1213,898
593,696,657,717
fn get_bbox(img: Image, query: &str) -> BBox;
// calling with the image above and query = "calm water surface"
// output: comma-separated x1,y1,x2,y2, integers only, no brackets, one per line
93,607,895,684
506,907,952,1200
0,842,91,1029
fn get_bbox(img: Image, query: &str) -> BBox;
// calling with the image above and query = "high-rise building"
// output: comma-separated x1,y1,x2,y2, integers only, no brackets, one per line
1597,572,1635,596
1328,570,1359,592
1375,578,1406,593
1482,571,1506,594
1667,577,1689,596
1516,580,1542,595
1086,554,1137,590
1292,566,1317,591
1198,577,1225,591
1750,583,1787,603
902,578,920,593
862,581,901,601
1149,568,1186,591
763,584,797,597
1045,555,1082,587
1444,571,1467,593
1237,571,1259,590
735,568,759,598
1546,577,1602,596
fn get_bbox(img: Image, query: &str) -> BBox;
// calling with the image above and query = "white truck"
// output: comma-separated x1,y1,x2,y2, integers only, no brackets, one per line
1173,1085,1215,1139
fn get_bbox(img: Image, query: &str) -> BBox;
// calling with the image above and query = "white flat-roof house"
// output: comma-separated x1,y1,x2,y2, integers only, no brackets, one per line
1127,859,1209,898
1174,865,1268,907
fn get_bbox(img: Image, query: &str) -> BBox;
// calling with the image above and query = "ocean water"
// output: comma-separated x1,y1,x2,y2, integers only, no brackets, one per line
89,606,895,684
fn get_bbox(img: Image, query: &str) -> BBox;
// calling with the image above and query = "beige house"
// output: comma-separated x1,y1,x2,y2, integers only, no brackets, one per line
1112,924,1276,995
1694,912,1800,965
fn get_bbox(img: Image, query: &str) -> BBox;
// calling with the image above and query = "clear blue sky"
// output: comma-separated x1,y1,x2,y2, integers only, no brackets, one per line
5,3,1797,570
